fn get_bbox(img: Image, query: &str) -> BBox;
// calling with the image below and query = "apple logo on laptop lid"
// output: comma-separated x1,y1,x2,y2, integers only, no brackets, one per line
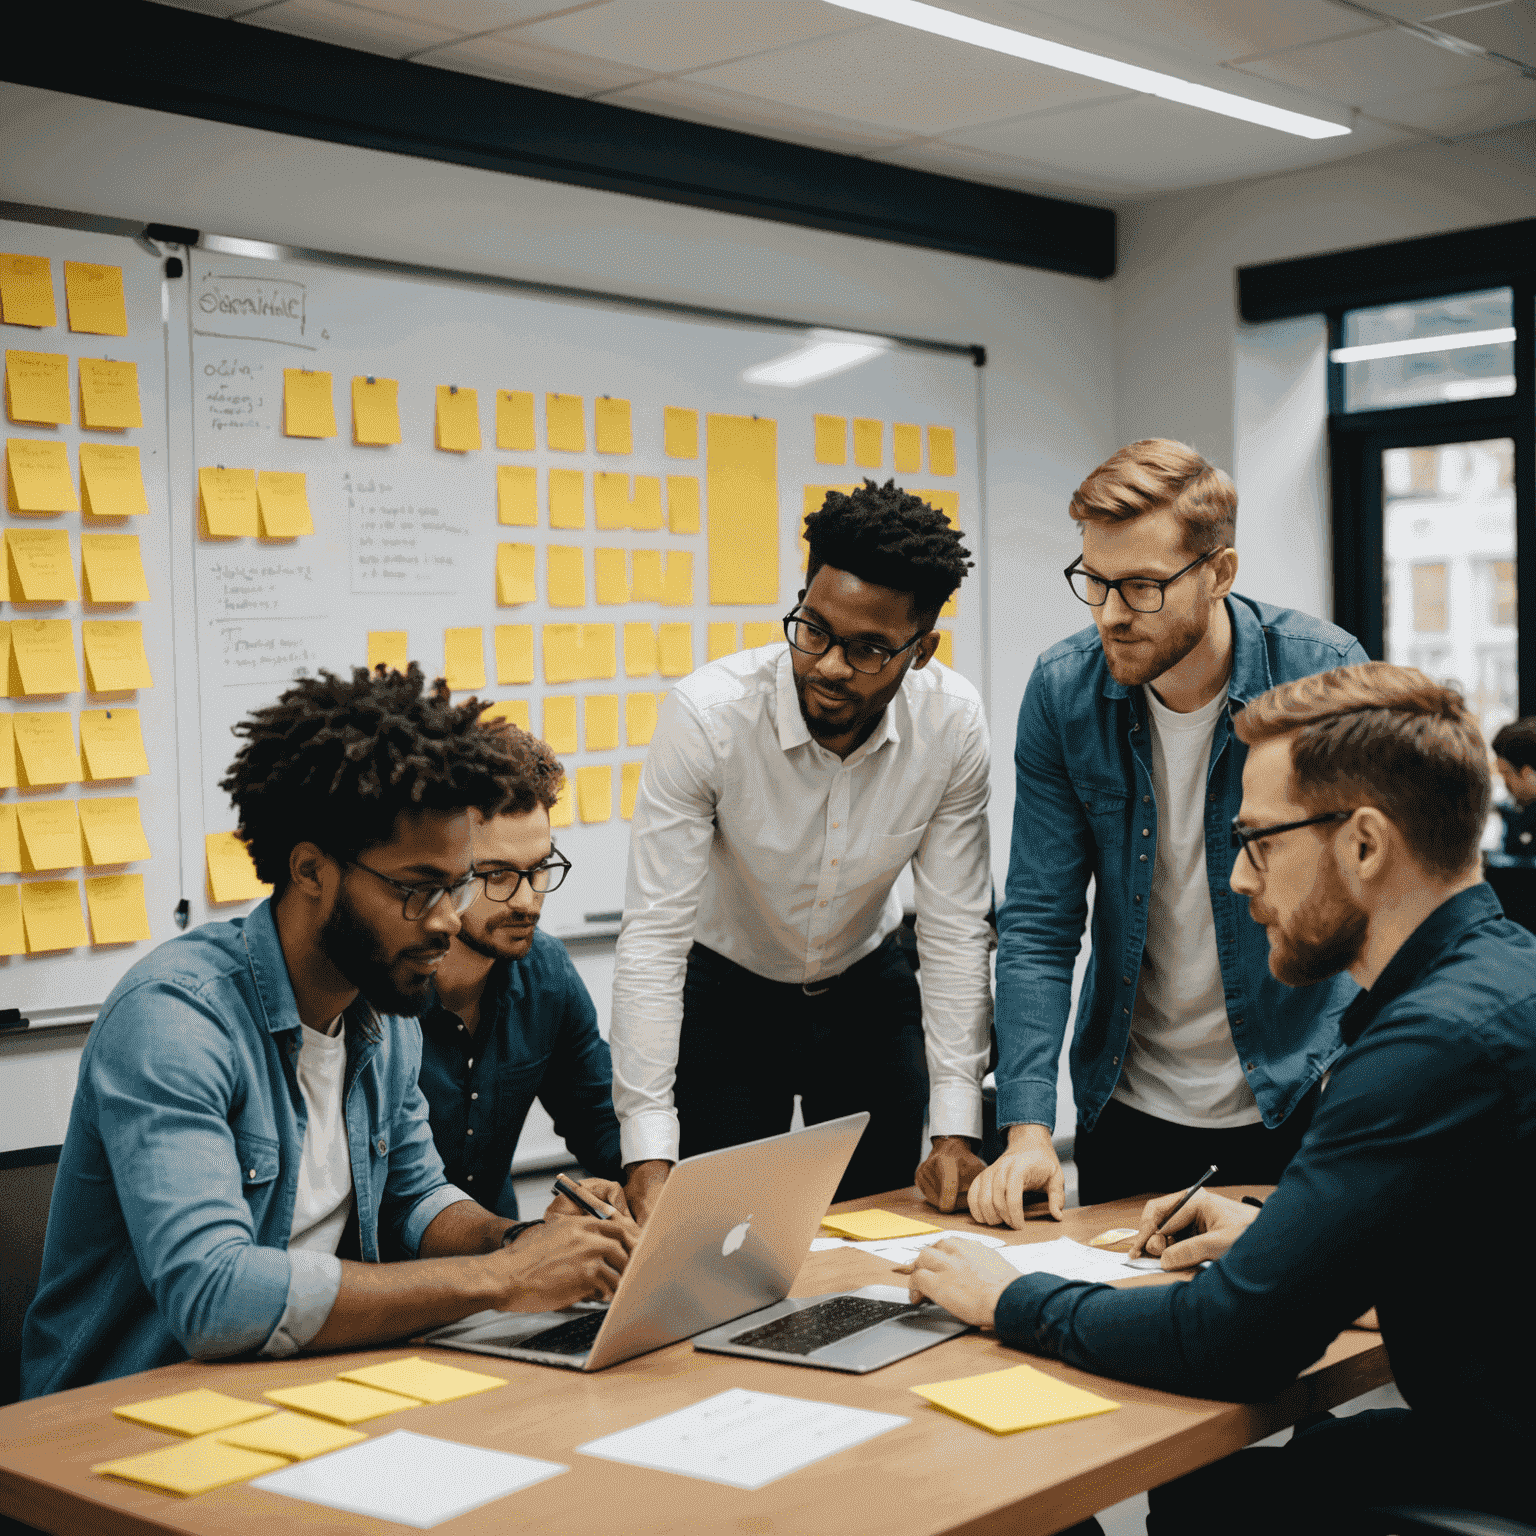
722,1216,752,1257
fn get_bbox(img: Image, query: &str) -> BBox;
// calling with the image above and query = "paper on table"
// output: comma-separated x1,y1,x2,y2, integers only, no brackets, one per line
911,1362,1119,1435
77,358,143,430
282,369,336,438
664,406,698,459
497,464,537,526
593,547,630,604
997,1237,1149,1285
820,1209,942,1242
18,800,83,871
853,418,883,469
809,1231,1008,1262
624,622,658,678
7,438,79,514
84,873,152,944
5,350,70,424
496,390,536,451
542,695,578,754
545,393,584,452
12,711,80,786
667,474,700,533
7,527,78,600
112,1387,275,1437
256,471,315,537
494,624,534,685
216,1412,366,1461
620,760,642,820
594,396,632,455
443,627,485,691
481,699,530,732
338,1357,506,1405
82,620,153,691
435,385,481,452
95,1434,287,1496
0,884,23,954
63,262,128,336
19,879,87,951
547,545,585,607
351,376,401,445
496,543,537,606
814,414,846,465
584,694,619,751
0,253,57,328
78,795,149,864
893,422,922,474
658,622,693,678
198,467,259,538
80,533,150,602
577,764,612,823
264,1380,417,1425
927,425,957,476
253,1429,567,1529
578,1387,906,1491
743,621,780,649
624,692,657,746
79,444,150,517
367,630,408,675
205,830,271,904
549,468,585,528
707,622,737,660
9,618,79,694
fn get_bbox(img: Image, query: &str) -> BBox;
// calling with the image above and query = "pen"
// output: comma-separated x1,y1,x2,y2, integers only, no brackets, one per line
1155,1164,1219,1241
552,1172,611,1220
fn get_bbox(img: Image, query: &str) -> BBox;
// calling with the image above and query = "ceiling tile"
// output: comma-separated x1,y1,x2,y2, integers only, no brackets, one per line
1367,0,1511,20
1431,0,1536,63
243,0,461,55
1364,69,1536,134
420,30,656,92
374,0,600,36
867,136,1153,199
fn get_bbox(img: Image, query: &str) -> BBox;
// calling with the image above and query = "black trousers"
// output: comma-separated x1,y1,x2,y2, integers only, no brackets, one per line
1073,1090,1317,1207
673,937,928,1202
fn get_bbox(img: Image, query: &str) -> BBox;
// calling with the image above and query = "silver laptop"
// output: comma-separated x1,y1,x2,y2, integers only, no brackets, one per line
420,1113,968,1373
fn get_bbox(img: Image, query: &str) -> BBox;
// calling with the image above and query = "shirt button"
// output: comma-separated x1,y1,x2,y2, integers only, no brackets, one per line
1246,1061,1256,1072
1139,854,1148,863
471,1092,478,1101
1134,894,1142,903
1122,1008,1129,1017
468,1059,474,1069
376,1138,386,1154
466,1174,474,1181
1122,976,1131,985
248,1168,256,1179
467,1128,473,1136
1112,1055,1120,1066
458,1023,465,1031
1234,1018,1244,1028
1142,795,1150,804
1141,828,1150,837
819,900,827,907
831,858,838,865
832,823,840,829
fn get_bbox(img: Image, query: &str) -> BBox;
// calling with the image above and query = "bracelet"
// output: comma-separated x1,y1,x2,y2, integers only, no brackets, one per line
499,1219,545,1249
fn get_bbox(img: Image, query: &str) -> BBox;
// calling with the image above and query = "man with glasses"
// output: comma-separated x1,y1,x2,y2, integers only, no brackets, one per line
22,666,635,1396
970,440,1368,1228
611,479,992,1218
417,720,627,1222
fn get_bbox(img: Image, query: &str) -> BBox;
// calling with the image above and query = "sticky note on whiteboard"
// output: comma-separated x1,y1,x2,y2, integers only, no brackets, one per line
664,406,698,460
78,795,151,865
620,760,642,820
206,831,271,903
623,623,657,679
78,359,144,430
480,698,530,732
658,622,693,678
19,879,88,952
542,696,578,754
493,625,534,686
351,376,401,445
8,619,80,695
594,397,632,455
282,370,337,438
0,884,24,955
443,628,486,691
367,631,408,675
5,350,71,425
198,467,259,538
583,694,619,752
666,475,699,534
853,418,883,469
0,253,57,328
549,776,573,828
7,438,79,514
577,765,612,823
546,546,585,608
496,390,536,451
12,711,81,786
497,465,537,526
17,800,84,872
624,692,657,746
814,415,846,465
593,547,629,605
893,422,922,474
63,262,128,336
256,471,315,538
927,426,957,476
496,543,537,606
549,469,585,529
435,386,481,452
7,527,80,601
707,622,737,660
81,620,153,691
79,708,149,779
545,394,584,453
79,444,150,517
80,533,150,603
83,873,152,944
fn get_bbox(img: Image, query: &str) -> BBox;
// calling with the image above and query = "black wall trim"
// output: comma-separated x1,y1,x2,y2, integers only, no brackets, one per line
1239,218,1536,322
2,1,1115,281
0,1146,62,1173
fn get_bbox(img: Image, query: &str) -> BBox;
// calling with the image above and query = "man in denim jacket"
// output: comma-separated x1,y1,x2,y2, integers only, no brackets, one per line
22,666,634,1396
970,441,1367,1227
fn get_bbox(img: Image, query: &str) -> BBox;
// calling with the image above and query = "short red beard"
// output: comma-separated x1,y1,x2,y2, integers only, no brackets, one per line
1250,859,1368,987
1099,605,1209,688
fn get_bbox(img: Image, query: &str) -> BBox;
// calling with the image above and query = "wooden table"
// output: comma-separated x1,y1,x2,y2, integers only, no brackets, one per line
0,1186,1388,1536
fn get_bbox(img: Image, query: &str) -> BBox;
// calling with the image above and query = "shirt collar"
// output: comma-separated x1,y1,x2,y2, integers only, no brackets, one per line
1099,595,1267,706
771,645,902,760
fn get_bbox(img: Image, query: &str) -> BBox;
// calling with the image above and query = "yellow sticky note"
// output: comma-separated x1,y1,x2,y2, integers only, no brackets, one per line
814,414,846,465
496,543,537,606
893,422,923,474
367,631,408,674
77,359,143,430
256,471,315,538
853,418,883,469
94,1435,286,1496
496,390,536,451
22,882,88,950
543,623,583,685
707,622,737,661
577,764,612,823
63,263,128,336
542,695,578,754
630,549,663,603
620,760,642,820
0,254,57,328
80,708,149,779
84,873,152,944
497,464,537,526
0,884,22,954
7,528,79,601
580,622,617,679
80,533,150,603
0,714,14,789
78,795,149,865
7,438,79,514
12,711,80,786
666,475,700,534
494,624,534,685
0,804,18,872
282,369,336,438
545,393,585,452
819,1209,942,1241
623,623,657,678
435,385,481,452
935,631,954,668
18,800,83,871
664,406,698,460
206,831,270,903
547,545,585,608
922,488,960,532
5,351,70,425
593,472,627,531
216,1412,366,1462
584,694,619,751
625,692,657,746
549,468,585,529
629,476,663,531
658,622,693,678
707,414,779,605
82,620,152,691
198,467,258,538
549,774,573,828
743,621,781,649
911,1362,1119,1435
351,376,401,445
594,547,630,605
339,1356,507,1405
801,483,856,569
661,551,693,607
928,425,957,476
9,619,79,694
479,698,530,732
79,443,150,517
444,627,486,691
594,397,632,455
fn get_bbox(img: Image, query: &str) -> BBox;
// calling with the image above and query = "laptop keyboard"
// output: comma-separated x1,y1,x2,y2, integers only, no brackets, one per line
727,1296,922,1356
517,1310,607,1356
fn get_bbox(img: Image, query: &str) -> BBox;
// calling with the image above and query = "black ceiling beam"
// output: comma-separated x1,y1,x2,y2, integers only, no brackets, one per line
2,0,1115,281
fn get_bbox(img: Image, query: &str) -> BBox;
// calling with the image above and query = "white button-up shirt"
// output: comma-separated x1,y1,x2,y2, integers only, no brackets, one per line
611,644,994,1167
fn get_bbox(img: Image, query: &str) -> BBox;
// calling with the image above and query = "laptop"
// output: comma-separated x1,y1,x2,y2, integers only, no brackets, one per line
419,1112,969,1373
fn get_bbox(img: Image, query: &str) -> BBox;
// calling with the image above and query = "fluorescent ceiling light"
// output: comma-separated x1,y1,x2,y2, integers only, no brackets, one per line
1331,327,1517,364
743,329,891,387
825,0,1352,140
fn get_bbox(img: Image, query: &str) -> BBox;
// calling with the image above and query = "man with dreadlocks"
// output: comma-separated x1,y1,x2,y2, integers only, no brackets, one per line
21,666,634,1397
611,479,992,1219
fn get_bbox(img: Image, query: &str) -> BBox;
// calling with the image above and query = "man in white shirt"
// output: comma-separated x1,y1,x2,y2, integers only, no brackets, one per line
611,480,994,1220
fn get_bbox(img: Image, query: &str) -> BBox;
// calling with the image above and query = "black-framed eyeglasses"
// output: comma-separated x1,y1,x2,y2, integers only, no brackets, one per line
1230,811,1354,872
1065,548,1220,613
348,858,482,922
782,610,926,676
478,850,572,902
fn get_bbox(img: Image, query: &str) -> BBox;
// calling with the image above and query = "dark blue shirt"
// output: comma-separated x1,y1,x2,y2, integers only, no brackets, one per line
1498,799,1536,858
995,883,1536,1447
417,929,622,1219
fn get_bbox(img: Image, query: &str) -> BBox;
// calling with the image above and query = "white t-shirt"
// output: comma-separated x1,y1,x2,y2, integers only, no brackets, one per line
288,1014,355,1254
1112,685,1261,1128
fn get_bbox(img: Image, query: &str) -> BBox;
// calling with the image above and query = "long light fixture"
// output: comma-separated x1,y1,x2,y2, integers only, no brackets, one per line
1330,327,1517,364
824,0,1352,140
743,329,891,387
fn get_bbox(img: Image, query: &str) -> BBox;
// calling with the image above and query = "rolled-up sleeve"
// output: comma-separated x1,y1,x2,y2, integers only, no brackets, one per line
258,1249,342,1357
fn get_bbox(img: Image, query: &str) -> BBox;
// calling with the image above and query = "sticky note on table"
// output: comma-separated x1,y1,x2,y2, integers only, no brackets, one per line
542,695,578,754
367,631,408,675
910,1363,1119,1435
707,414,779,605
264,1379,418,1426
443,627,485,691
63,263,128,336
658,622,693,678
594,547,630,605
594,396,632,455
853,418,883,469
893,422,922,474
549,468,585,528
95,1434,287,1496
12,711,81,785
18,800,83,871
743,621,780,649
80,708,148,779
20,880,87,951
7,528,79,601
667,474,700,534
664,406,698,459
206,831,270,903
217,1412,367,1462
0,253,56,328
480,698,530,732
630,548,663,603
351,376,401,445
625,692,657,746
0,806,19,873
256,471,315,537
7,438,79,513
9,619,79,694
77,359,143,430
84,873,152,943
198,467,259,537
927,425,957,476
545,393,584,452
494,624,534,685
620,760,642,820
82,620,152,691
0,884,23,953
5,350,70,424
497,464,537,526
819,1209,942,1241
707,622,737,661
283,369,336,438
623,623,657,678
435,385,481,451
584,694,619,751
547,545,585,607
577,764,612,823
79,444,150,517
661,551,693,606
78,795,149,864
80,533,149,602
496,543,537,606
496,389,536,451
814,414,846,465
935,631,954,668
339,1357,507,1405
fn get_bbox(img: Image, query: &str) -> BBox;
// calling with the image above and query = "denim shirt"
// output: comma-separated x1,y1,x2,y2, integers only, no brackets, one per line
418,929,623,1219
21,900,467,1398
994,594,1368,1133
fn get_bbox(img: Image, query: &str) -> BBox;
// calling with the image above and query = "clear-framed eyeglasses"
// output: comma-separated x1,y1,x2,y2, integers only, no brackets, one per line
1064,548,1219,614
478,851,573,902
348,858,483,922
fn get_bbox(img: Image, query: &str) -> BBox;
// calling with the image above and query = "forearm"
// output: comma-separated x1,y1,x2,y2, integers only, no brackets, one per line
417,1197,515,1258
307,1250,502,1352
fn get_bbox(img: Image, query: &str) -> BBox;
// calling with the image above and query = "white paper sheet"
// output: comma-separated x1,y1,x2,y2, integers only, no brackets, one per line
997,1237,1150,1285
810,1230,1008,1261
576,1388,907,1490
251,1430,566,1528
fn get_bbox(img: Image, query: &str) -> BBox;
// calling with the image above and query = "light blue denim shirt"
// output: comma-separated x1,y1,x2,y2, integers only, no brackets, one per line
21,899,468,1398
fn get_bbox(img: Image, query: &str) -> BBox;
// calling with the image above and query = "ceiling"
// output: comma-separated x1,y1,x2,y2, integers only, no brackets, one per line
156,0,1536,204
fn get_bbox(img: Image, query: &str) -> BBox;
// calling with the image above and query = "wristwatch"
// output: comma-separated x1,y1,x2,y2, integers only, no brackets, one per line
499,1219,545,1248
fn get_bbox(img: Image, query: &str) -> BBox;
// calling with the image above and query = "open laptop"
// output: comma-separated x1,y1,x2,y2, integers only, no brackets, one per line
420,1112,969,1373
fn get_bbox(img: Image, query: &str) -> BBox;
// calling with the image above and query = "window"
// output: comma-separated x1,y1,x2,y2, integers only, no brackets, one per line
1409,562,1448,633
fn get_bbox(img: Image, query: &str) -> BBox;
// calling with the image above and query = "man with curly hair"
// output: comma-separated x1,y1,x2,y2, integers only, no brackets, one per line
612,479,993,1219
417,720,624,1218
21,666,634,1397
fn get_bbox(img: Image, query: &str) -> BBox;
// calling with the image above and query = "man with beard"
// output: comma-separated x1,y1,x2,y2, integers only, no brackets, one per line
974,440,1368,1228
21,666,634,1397
899,663,1535,1531
417,722,624,1219
610,480,993,1219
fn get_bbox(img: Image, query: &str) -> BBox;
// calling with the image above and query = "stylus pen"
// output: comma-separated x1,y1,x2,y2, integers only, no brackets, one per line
1155,1164,1219,1241
552,1172,611,1220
